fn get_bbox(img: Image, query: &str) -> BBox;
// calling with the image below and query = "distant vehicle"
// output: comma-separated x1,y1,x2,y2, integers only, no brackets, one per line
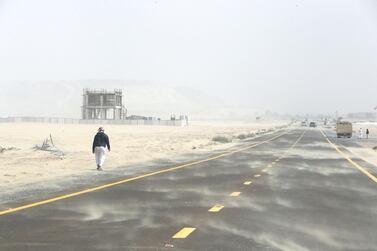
301,121,307,126
309,122,317,127
336,121,353,138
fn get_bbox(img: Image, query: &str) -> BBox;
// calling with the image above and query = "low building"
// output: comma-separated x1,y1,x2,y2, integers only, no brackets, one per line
82,89,127,120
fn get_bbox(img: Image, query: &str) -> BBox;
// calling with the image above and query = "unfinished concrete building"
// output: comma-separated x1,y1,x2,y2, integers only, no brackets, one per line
82,89,127,120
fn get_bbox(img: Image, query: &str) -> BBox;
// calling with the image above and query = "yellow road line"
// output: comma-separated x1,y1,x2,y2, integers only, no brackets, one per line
208,205,224,212
290,130,306,149
321,130,377,183
172,227,196,239
0,132,288,217
230,192,241,197
243,181,252,185
254,174,261,178
337,143,377,169
262,131,306,174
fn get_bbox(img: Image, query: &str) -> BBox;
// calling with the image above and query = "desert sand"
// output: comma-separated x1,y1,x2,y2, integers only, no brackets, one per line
342,122,377,167
0,121,289,192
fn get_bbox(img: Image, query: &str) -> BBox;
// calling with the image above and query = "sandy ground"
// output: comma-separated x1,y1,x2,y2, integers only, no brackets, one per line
0,121,289,191
342,122,377,167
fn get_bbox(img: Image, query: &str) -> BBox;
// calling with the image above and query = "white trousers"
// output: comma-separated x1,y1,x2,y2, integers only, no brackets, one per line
94,146,106,167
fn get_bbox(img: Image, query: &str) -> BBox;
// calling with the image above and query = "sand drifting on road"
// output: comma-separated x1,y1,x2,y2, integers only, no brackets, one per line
0,121,288,190
343,122,377,167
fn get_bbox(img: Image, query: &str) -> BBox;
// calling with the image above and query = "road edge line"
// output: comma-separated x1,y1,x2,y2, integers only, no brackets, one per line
320,130,377,183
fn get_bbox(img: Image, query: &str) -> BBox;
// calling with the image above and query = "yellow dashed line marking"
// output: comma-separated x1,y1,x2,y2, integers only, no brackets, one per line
262,169,267,173
230,192,241,197
208,205,224,212
173,227,196,239
243,181,252,185
254,174,261,178
321,130,377,183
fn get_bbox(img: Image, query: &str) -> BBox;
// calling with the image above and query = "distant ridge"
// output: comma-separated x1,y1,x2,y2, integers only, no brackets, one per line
0,80,266,120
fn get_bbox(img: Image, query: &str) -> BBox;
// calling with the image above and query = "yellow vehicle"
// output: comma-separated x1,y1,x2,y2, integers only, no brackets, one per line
336,121,353,138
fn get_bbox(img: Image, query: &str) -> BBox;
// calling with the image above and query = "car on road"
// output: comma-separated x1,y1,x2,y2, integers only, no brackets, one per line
301,121,307,126
309,122,317,127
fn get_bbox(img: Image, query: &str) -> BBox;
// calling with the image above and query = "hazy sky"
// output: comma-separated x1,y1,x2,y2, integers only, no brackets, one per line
1,0,377,114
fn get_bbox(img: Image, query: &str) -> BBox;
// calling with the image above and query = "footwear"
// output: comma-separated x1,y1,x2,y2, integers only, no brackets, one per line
97,165,103,171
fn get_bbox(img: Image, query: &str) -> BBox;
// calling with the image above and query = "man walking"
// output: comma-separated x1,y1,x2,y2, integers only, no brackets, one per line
92,127,110,171
366,128,370,139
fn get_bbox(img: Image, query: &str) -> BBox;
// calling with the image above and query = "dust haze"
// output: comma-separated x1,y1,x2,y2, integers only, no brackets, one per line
1,0,377,118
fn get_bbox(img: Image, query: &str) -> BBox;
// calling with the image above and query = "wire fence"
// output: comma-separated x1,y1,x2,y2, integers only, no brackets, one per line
0,117,186,126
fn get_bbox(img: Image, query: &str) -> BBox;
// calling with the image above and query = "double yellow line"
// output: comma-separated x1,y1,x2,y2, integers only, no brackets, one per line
0,131,288,217
321,130,377,183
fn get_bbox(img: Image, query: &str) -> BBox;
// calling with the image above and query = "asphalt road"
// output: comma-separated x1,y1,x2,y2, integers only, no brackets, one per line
1,128,377,251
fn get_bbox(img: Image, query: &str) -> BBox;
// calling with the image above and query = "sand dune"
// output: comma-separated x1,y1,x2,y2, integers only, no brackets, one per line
0,81,267,120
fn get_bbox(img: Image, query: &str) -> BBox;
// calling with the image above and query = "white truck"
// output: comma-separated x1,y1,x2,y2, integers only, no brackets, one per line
336,121,353,138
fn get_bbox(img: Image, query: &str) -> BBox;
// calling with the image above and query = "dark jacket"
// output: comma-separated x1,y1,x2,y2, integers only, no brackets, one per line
92,132,110,153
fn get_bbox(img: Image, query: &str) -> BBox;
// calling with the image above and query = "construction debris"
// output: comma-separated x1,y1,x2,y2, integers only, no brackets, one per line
33,134,64,157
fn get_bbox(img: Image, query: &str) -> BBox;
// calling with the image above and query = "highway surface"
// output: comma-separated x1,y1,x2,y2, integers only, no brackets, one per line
1,128,377,251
